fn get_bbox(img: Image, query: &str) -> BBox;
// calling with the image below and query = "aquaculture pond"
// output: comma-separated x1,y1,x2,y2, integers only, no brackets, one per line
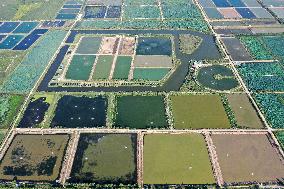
136,37,172,56
38,29,221,92
114,95,168,129
0,134,69,182
17,95,53,128
143,133,215,184
197,65,239,91
212,134,284,183
51,95,107,128
69,133,137,184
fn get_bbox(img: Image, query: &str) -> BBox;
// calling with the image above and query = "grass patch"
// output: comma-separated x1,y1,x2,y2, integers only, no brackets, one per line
0,0,65,21
170,95,231,129
114,95,168,129
0,51,26,72
143,133,215,184
14,3,42,20
179,34,203,54
0,94,24,129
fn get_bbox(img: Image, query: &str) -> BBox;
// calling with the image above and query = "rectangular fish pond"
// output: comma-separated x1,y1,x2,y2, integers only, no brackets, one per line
0,134,69,182
69,133,137,184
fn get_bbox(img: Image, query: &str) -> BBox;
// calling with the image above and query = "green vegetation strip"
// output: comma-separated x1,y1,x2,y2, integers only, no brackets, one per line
0,94,24,129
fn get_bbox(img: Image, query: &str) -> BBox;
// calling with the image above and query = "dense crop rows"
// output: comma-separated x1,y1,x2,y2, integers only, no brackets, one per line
237,62,284,92
75,19,209,33
240,35,284,61
239,36,273,60
254,93,284,129
276,131,284,150
0,30,67,93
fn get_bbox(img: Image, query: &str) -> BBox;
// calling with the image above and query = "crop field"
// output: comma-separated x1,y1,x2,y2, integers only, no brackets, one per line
239,35,284,61
212,134,284,183
0,94,24,129
0,0,66,21
114,95,168,129
0,134,69,181
51,95,107,128
254,93,284,129
69,133,137,184
237,62,284,92
170,95,231,129
226,94,263,129
276,131,284,150
0,30,67,93
143,133,215,184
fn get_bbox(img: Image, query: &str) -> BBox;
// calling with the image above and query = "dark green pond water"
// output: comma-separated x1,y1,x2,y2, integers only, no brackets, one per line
197,65,239,91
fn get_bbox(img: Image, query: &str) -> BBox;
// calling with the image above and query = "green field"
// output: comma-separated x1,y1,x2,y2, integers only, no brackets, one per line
170,95,231,129
0,51,26,73
143,133,215,184
0,94,24,129
115,95,168,129
179,34,203,54
70,133,137,184
0,134,69,181
133,68,170,81
92,55,114,80
0,0,65,20
113,56,132,79
0,130,6,144
66,55,96,80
